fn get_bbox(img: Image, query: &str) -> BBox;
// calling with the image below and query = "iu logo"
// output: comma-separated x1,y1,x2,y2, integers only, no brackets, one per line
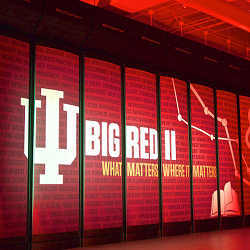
21,88,79,184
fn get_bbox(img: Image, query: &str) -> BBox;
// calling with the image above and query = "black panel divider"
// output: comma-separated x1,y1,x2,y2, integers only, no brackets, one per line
121,65,127,241
26,42,36,250
187,81,194,232
213,89,221,229
237,95,245,221
156,74,163,237
79,55,85,247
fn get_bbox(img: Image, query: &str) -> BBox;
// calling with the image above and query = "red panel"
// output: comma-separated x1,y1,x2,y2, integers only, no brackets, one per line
191,83,217,220
217,91,241,217
126,68,159,226
0,36,29,238
84,58,122,230
240,96,250,215
160,76,190,223
33,46,79,234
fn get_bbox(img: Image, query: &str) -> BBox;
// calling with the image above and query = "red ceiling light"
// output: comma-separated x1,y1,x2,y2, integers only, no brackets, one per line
110,0,167,13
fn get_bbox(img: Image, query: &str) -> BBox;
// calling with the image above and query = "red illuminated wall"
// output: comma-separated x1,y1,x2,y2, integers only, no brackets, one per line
1,33,250,242
33,46,79,235
160,76,190,223
0,35,29,238
84,58,122,230
240,96,250,215
191,83,217,220
126,68,159,226
217,91,241,217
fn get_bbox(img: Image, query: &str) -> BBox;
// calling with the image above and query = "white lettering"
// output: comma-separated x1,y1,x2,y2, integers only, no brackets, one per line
150,128,158,160
140,127,149,159
85,120,100,156
109,123,120,157
102,122,108,156
165,130,170,160
126,125,139,158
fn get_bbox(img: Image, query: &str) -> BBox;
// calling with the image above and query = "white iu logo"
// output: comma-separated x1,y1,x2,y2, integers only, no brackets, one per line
21,88,79,184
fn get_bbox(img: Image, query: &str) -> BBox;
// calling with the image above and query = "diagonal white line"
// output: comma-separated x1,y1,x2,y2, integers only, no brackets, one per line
190,84,206,109
242,154,249,169
172,78,180,115
224,126,236,171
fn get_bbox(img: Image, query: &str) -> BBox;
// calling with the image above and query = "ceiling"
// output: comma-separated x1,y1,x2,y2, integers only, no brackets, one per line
80,0,250,61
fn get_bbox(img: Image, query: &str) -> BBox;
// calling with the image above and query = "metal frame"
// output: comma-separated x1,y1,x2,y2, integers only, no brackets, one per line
237,95,245,221
79,55,85,247
187,81,194,232
214,89,221,228
156,74,163,237
26,42,36,250
121,65,127,240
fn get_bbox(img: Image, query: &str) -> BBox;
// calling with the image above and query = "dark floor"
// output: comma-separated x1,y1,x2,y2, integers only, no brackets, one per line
69,228,250,250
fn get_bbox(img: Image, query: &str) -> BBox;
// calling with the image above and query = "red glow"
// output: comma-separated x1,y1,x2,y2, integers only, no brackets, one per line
80,0,98,6
110,0,166,13
186,0,250,33
109,0,250,32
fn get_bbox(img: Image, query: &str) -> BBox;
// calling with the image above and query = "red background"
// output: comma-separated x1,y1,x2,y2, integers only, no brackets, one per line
33,46,79,235
217,91,241,216
160,76,190,223
84,58,122,230
126,68,159,226
191,83,217,220
0,35,29,238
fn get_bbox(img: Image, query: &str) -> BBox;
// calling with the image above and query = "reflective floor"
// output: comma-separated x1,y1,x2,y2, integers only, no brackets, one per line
70,228,250,250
